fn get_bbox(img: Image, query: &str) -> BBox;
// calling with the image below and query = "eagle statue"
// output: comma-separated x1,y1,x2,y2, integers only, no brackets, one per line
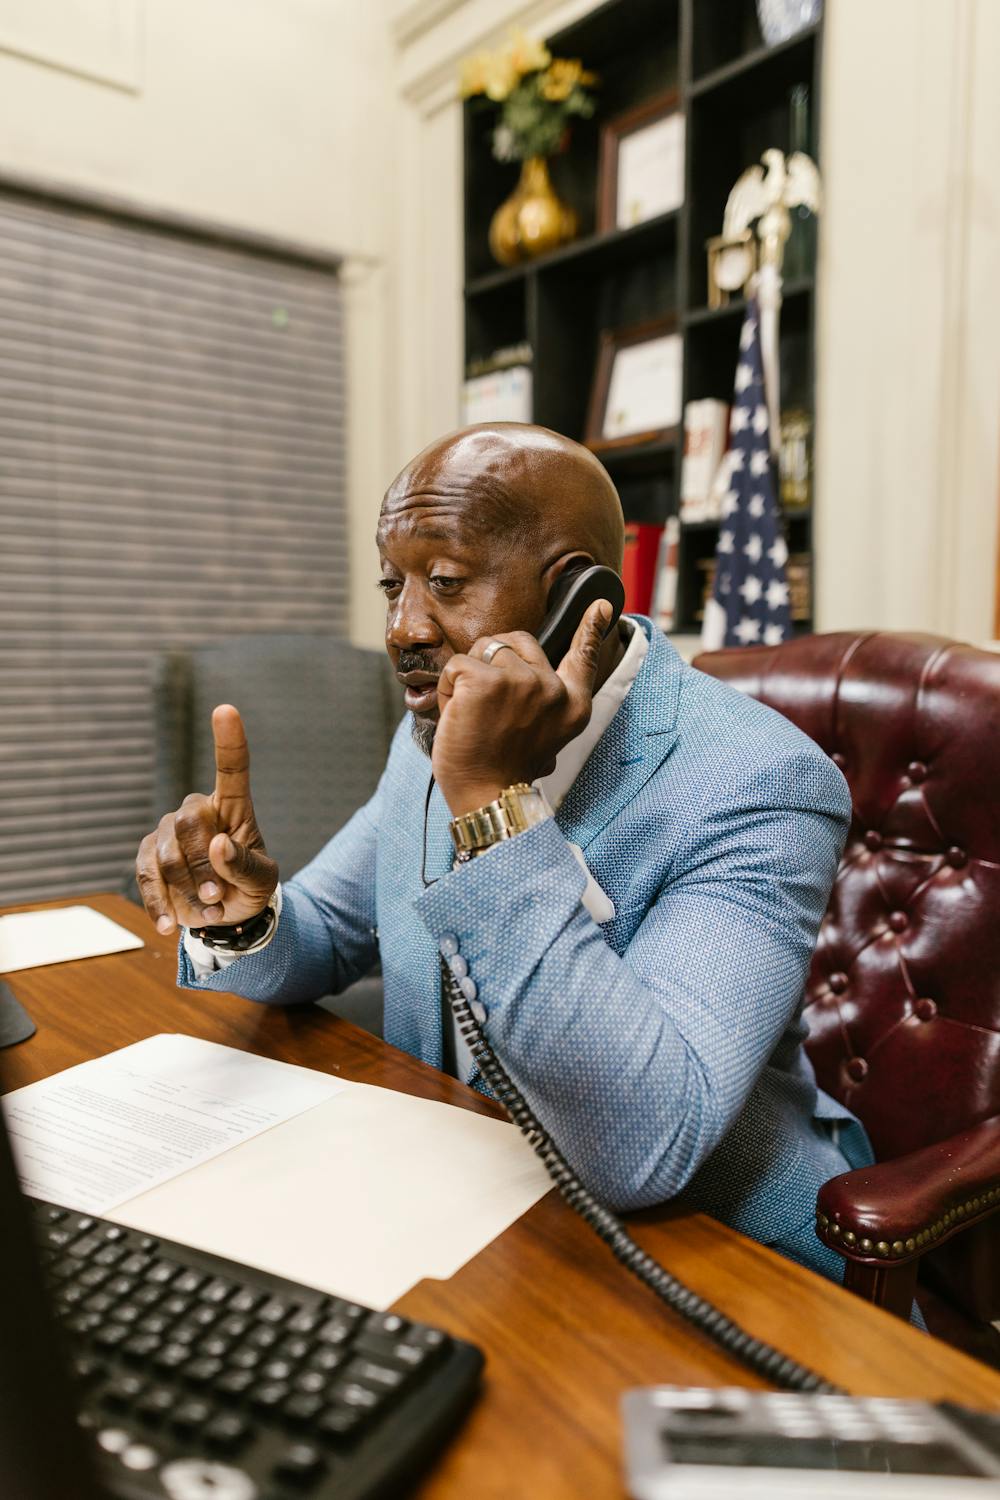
723,148,821,267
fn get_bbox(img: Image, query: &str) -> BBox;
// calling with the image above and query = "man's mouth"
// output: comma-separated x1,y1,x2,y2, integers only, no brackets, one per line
397,670,439,715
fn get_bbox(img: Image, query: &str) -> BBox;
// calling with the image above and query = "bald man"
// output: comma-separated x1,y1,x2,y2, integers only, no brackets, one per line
137,422,870,1283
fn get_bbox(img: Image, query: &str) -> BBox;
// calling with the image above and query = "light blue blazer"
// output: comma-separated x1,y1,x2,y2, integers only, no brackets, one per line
179,618,871,1282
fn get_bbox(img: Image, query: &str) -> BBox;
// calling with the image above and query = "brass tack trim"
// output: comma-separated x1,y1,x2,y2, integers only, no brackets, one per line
815,1185,1000,1258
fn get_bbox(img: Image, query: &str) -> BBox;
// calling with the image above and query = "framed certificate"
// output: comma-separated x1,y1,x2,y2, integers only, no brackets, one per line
597,91,684,234
585,317,682,451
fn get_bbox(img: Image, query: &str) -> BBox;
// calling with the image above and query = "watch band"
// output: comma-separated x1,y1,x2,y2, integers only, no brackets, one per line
191,890,279,955
449,783,551,862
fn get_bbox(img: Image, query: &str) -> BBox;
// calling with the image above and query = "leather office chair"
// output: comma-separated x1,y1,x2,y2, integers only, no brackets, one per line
148,632,403,1036
693,632,1000,1365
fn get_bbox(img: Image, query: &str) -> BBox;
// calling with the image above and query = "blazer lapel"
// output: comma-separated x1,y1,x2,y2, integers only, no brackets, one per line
556,619,682,852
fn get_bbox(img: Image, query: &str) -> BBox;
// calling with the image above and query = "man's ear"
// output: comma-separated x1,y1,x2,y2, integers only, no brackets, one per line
541,551,594,605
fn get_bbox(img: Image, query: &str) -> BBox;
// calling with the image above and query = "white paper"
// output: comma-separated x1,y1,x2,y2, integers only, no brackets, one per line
0,905,144,973
2,1034,345,1215
617,112,685,228
112,1079,553,1309
603,332,682,439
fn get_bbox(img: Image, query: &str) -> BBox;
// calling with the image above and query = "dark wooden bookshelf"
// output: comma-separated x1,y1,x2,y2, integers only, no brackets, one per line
462,0,822,635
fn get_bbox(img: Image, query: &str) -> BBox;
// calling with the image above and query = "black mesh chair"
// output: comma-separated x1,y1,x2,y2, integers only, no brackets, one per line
144,632,403,1036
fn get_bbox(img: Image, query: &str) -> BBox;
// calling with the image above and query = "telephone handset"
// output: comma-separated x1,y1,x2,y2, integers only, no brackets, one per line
536,563,626,668
440,567,839,1393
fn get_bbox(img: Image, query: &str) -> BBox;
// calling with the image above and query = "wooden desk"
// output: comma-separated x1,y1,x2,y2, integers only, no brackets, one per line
4,893,1000,1499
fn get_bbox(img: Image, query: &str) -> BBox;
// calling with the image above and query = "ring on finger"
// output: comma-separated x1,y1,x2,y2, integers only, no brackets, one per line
482,640,515,666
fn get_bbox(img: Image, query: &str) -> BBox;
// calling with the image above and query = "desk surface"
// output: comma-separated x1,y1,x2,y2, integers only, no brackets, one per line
4,893,1000,1499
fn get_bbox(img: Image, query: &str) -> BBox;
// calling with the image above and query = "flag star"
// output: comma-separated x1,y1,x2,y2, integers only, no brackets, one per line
744,533,763,564
766,579,789,610
753,404,769,435
739,574,762,605
717,529,735,554
748,493,765,518
740,318,757,351
734,362,753,393
769,536,789,568
730,405,749,434
720,489,738,519
734,615,761,644
728,448,745,472
763,623,785,646
750,449,769,477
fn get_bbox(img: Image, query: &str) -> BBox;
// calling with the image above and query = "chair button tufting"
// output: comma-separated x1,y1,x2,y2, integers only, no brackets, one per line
907,760,928,782
831,752,847,770
946,846,968,869
915,997,938,1022
864,830,882,851
829,972,848,995
846,1057,869,1083
888,910,908,933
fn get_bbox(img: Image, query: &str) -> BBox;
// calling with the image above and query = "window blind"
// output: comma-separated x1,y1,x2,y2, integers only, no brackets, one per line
0,187,346,906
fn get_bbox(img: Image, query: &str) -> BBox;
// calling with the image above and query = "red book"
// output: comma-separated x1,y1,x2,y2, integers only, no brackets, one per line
622,522,664,615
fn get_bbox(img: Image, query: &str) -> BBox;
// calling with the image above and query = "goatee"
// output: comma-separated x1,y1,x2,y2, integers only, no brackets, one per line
410,716,436,757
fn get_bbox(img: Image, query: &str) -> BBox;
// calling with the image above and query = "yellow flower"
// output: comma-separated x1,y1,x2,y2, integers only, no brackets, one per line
482,50,519,101
540,58,597,101
459,52,491,98
505,27,551,78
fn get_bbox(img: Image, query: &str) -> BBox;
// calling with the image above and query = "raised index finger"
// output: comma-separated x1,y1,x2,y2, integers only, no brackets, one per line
211,703,252,812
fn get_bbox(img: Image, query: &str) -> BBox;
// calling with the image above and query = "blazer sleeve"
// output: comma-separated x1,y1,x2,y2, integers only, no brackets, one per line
176,778,383,1006
413,745,850,1211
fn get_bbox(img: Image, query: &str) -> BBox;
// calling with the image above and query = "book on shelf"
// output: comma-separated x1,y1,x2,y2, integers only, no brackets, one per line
622,521,664,616
680,399,729,522
651,516,680,633
461,364,533,427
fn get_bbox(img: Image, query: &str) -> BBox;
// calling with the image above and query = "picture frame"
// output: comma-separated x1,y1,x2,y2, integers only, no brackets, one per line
597,90,684,235
585,316,682,452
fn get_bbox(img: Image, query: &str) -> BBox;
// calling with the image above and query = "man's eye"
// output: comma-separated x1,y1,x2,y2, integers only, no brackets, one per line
377,579,401,597
430,575,464,593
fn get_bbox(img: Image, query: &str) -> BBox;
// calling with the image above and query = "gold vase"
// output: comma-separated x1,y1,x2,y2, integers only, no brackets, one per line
488,156,578,268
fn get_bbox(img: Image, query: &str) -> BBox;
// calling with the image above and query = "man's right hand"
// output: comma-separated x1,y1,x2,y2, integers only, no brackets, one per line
135,704,279,936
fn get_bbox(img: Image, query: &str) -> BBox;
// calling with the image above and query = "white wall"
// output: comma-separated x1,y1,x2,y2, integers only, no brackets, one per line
816,0,1000,639
0,0,397,645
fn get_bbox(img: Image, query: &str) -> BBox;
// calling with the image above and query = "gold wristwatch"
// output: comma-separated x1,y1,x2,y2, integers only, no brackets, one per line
449,783,551,862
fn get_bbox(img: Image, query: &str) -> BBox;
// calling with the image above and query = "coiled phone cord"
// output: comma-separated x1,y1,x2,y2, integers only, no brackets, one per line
441,958,843,1395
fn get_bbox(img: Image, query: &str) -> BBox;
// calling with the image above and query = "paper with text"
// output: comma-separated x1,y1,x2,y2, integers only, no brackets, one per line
2,1034,345,1214
0,905,144,973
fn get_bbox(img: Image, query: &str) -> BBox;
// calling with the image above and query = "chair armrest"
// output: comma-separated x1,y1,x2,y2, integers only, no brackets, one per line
816,1114,1000,1268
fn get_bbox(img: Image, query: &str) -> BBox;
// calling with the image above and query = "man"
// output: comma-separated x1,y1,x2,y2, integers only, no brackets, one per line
136,422,870,1282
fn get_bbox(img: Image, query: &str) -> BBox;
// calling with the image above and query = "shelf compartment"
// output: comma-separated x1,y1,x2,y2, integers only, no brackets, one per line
689,23,820,103
684,276,813,327
465,211,679,298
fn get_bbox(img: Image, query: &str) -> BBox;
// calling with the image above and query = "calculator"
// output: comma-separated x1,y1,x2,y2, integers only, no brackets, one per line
622,1386,1000,1498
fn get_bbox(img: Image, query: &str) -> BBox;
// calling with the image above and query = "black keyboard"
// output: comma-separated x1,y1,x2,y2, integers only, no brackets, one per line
31,1198,483,1500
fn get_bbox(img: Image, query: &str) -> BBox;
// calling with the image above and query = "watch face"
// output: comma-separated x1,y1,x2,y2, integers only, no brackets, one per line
715,245,753,291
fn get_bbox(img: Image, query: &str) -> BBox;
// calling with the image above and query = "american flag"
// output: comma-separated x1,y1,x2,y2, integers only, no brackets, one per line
701,295,791,650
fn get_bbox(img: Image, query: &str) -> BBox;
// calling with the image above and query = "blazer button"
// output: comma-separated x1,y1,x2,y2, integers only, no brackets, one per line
459,975,478,1003
846,1057,869,1083
915,997,937,1021
469,999,487,1025
888,911,908,933
439,933,460,958
448,953,469,979
829,972,848,994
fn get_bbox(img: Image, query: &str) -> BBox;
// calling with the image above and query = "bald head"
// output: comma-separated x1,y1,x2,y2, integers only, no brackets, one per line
379,423,625,572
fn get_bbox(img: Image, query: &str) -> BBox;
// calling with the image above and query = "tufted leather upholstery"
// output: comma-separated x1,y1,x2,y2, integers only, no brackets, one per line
693,632,1000,1353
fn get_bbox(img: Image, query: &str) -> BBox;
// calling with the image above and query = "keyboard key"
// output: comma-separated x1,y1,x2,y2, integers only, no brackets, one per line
345,1359,406,1394
120,1252,153,1277
84,1291,115,1316
93,1324,130,1350
78,1267,110,1290
228,1289,264,1315
69,1234,104,1260
333,1382,381,1413
287,1309,324,1335
135,1386,175,1422
273,1442,325,1483
154,1342,190,1371
104,1275,136,1300
279,1336,312,1362
200,1278,235,1305
363,1312,408,1339
228,1347,262,1371
171,1396,214,1432
144,1259,180,1285
101,1224,126,1241
169,1322,202,1346
44,1227,73,1249
294,1370,329,1395
184,1357,224,1386
392,1342,430,1372
216,1369,255,1399
102,1374,146,1410
217,1315,250,1340
160,1294,190,1319
262,1358,295,1382
74,1217,96,1234
258,1297,296,1325
318,1405,365,1442
199,1335,234,1360
122,1333,162,1361
204,1411,251,1451
247,1325,279,1350
173,1269,206,1296
308,1347,346,1375
317,1318,354,1346
250,1381,290,1411
133,1285,165,1309
94,1244,127,1268
283,1392,324,1424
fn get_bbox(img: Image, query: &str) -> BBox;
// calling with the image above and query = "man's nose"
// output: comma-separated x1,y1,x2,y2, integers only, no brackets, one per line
385,583,442,653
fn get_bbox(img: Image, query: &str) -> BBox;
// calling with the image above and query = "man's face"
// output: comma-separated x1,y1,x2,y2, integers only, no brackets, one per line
377,504,546,749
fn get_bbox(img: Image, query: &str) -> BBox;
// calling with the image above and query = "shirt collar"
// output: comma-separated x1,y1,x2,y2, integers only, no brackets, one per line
535,618,649,811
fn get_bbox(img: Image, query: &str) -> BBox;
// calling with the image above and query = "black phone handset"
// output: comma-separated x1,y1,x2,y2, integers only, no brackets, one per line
440,565,841,1394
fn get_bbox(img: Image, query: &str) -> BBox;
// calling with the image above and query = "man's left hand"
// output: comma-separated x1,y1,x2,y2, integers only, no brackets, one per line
432,600,612,817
